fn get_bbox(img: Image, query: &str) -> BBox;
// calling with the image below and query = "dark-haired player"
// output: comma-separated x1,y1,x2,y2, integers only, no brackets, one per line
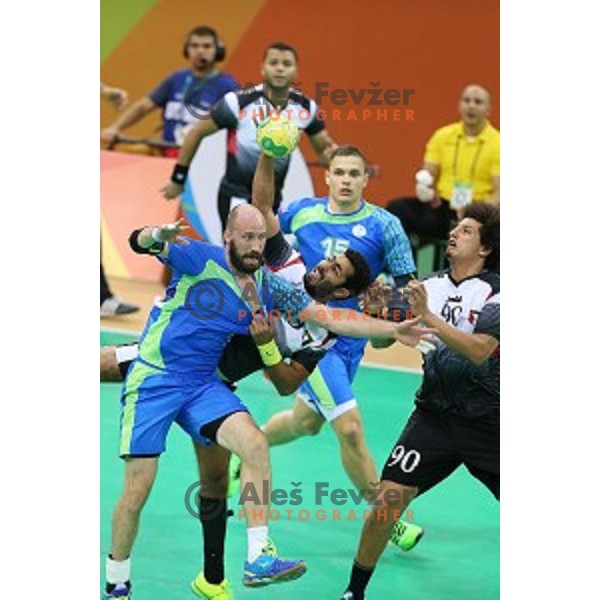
161,41,337,227
252,147,424,551
341,203,500,600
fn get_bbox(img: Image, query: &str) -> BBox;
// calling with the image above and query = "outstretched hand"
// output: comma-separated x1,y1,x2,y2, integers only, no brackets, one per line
393,316,437,347
161,181,184,200
153,218,189,245
405,281,431,318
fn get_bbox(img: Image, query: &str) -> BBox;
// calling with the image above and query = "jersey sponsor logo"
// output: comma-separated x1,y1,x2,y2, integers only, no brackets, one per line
352,224,367,238
468,309,480,325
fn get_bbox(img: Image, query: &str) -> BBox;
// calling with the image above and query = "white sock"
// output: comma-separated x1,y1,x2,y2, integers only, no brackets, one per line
247,526,269,563
106,555,131,585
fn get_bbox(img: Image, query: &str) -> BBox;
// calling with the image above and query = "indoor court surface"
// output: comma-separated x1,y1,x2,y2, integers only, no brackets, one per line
100,326,499,599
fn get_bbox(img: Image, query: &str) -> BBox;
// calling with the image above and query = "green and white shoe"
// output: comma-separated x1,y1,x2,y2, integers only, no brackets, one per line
389,519,425,552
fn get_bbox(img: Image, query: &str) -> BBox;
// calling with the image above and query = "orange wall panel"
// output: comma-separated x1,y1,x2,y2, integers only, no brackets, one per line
102,0,499,206
101,150,181,281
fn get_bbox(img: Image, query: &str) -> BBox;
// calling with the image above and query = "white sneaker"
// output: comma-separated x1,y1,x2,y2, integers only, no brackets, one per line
100,296,140,317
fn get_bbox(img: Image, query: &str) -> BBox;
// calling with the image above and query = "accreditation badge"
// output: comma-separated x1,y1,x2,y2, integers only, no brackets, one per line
450,181,473,210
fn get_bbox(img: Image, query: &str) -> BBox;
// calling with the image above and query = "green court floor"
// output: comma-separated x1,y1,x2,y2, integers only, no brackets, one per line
101,330,499,599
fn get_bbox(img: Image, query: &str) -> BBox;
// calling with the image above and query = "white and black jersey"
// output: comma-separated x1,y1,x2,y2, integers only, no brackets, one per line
263,231,336,364
210,84,325,205
415,270,500,422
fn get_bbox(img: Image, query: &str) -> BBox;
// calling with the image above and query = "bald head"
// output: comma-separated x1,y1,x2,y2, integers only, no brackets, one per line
462,85,491,105
224,204,267,275
459,84,492,130
226,204,266,233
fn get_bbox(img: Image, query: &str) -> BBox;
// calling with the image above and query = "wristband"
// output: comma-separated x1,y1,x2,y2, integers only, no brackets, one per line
257,339,283,367
151,227,163,243
171,164,189,184
129,228,164,255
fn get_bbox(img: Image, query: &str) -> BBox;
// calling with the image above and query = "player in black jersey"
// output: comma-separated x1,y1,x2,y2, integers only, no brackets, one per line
161,41,337,229
341,203,500,600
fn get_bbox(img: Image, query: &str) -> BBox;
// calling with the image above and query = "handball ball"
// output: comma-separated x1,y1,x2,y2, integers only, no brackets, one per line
256,115,300,158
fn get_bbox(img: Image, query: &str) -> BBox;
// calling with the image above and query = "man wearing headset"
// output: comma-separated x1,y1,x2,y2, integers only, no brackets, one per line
101,25,238,157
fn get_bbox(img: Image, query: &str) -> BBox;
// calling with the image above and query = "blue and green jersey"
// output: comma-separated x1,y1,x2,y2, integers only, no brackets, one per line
278,197,415,354
137,240,311,376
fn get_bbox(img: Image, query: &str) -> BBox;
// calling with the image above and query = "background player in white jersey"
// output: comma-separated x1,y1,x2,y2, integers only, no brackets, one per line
341,203,500,600
250,147,424,550
161,41,337,228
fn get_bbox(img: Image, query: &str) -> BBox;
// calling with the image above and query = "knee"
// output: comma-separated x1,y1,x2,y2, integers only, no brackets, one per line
295,414,323,437
239,430,269,465
379,482,418,511
201,470,229,497
336,419,364,450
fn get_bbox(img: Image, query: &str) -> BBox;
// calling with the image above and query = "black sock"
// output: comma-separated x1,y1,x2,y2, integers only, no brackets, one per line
200,496,227,584
346,560,375,599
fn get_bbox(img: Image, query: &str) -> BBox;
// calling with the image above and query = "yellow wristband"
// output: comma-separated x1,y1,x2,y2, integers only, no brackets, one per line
257,339,282,367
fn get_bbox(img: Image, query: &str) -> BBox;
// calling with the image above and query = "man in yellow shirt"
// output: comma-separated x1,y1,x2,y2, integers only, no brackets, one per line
387,85,499,250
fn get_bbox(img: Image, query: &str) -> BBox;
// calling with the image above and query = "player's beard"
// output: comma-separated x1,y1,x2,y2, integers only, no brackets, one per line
229,240,264,274
303,268,334,302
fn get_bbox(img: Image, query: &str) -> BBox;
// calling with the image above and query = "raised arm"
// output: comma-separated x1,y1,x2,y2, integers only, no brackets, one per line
252,152,281,238
308,129,338,164
161,118,221,199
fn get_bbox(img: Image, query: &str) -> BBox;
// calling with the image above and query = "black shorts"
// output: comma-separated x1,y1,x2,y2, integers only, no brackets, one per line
381,408,499,500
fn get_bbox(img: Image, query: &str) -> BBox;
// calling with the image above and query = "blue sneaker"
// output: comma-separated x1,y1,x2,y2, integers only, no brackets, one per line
103,583,131,598
243,551,306,587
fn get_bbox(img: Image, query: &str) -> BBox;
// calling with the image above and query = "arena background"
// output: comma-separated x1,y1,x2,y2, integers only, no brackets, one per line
100,0,500,203
101,1,500,597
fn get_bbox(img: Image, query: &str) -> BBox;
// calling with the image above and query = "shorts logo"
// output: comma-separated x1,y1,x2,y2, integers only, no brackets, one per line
352,224,367,238
387,445,421,473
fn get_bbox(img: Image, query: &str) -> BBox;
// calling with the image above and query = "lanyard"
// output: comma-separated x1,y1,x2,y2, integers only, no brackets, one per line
452,135,484,180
